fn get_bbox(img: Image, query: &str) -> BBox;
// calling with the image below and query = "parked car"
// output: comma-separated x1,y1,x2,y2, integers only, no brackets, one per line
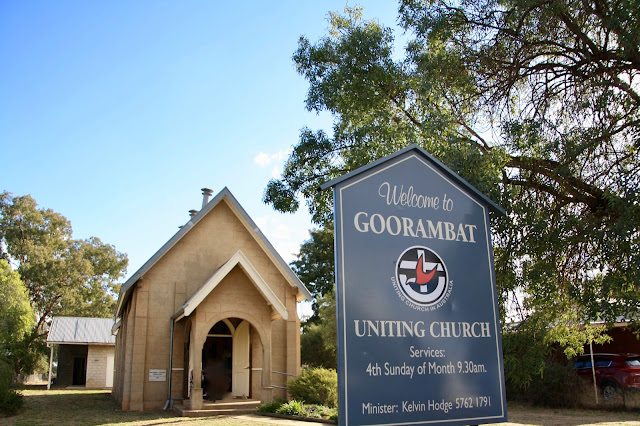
574,353,640,403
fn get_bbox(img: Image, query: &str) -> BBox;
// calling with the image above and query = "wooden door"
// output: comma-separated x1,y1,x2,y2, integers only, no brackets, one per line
231,321,250,397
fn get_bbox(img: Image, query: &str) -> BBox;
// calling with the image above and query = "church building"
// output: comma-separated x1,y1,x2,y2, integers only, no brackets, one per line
112,188,311,410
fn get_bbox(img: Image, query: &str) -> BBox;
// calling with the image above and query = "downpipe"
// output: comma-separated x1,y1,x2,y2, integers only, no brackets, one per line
163,318,175,410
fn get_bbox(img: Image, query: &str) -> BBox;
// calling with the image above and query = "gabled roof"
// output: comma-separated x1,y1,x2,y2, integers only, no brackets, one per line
172,250,288,321
47,317,115,345
115,187,311,318
320,144,506,215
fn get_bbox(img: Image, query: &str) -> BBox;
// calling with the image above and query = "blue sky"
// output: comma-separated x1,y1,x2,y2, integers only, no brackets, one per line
0,1,401,305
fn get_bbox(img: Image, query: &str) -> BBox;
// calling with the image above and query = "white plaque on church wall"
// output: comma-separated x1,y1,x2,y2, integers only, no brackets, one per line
149,369,166,382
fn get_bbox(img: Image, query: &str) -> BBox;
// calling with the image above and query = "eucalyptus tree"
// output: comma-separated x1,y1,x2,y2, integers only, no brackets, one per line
265,1,640,360
0,191,128,374
0,260,35,375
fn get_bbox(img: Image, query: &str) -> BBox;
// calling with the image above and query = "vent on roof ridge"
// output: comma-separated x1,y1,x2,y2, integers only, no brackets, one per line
201,188,213,208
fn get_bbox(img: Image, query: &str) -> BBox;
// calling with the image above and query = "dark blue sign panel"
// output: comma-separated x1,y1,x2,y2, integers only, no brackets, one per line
323,146,507,426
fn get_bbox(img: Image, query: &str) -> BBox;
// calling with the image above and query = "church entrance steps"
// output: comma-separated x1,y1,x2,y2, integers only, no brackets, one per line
174,398,261,417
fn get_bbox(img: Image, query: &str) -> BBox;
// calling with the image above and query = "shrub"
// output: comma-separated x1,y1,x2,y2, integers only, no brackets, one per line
257,397,283,413
526,362,583,407
276,399,305,416
0,390,22,416
288,367,337,408
503,325,587,408
303,404,337,419
0,359,22,416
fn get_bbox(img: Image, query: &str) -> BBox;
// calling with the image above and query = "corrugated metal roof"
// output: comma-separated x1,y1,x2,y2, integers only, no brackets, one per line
47,317,115,345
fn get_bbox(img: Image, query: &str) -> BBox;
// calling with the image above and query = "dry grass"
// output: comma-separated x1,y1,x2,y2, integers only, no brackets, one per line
3,387,640,425
0,387,278,426
490,401,640,426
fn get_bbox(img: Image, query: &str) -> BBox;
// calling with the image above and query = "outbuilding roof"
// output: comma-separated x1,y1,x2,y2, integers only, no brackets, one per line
47,317,116,345
115,187,312,318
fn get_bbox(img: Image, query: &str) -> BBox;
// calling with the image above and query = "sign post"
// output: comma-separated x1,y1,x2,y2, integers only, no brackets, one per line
321,145,508,426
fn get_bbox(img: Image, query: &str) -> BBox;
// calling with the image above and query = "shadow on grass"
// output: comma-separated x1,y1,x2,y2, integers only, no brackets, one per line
1,386,180,426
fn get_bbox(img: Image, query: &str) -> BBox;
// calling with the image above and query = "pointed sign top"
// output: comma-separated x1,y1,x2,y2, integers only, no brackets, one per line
320,144,506,216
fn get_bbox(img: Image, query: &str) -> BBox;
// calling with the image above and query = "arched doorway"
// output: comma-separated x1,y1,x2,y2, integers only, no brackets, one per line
201,318,251,400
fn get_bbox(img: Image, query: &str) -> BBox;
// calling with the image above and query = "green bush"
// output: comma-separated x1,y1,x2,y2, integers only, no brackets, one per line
276,399,305,416
303,404,337,419
526,362,583,407
503,326,586,408
288,367,337,408
257,397,283,413
0,359,22,416
0,390,22,416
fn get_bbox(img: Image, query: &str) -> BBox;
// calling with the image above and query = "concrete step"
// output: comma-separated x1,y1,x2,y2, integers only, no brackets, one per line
175,399,261,417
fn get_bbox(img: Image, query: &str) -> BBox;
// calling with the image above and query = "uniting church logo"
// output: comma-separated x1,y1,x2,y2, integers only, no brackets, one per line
394,246,449,308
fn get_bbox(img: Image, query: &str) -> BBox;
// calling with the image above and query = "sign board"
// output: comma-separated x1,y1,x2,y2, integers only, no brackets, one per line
148,369,166,382
321,145,507,426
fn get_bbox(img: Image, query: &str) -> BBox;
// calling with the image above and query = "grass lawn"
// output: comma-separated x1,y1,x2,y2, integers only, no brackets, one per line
0,387,279,426
498,401,640,426
4,387,640,425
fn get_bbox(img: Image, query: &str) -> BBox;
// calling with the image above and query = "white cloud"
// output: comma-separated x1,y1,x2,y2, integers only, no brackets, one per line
253,149,291,167
254,208,314,321
254,214,309,264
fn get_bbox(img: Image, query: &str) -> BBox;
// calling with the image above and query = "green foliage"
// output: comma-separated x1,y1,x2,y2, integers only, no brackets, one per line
288,367,338,408
257,397,283,413
506,352,584,408
0,359,22,416
276,399,305,416
290,224,335,322
526,363,583,408
0,260,34,365
0,191,128,375
258,398,338,420
291,224,337,369
302,404,336,419
301,324,333,369
502,324,551,391
545,313,612,360
265,1,640,361
503,307,614,393
300,292,336,369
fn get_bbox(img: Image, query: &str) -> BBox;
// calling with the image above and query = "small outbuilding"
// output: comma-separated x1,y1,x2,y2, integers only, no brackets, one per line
112,187,311,411
46,316,116,388
588,321,640,354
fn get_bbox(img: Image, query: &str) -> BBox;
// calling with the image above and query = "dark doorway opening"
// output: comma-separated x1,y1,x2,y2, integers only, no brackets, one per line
72,356,87,386
202,321,233,400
